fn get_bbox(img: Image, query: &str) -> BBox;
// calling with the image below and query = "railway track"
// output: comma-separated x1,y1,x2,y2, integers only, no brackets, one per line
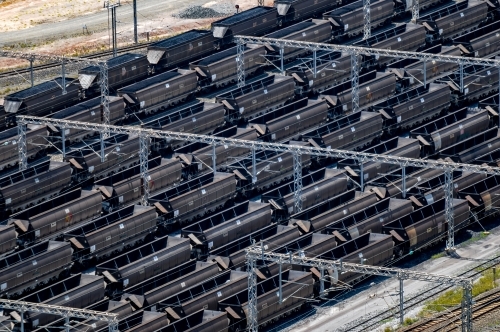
0,42,150,79
401,287,500,332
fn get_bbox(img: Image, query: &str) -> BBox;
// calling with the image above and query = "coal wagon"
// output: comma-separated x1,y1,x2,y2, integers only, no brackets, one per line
0,241,72,297
383,199,470,255
147,30,216,72
321,71,397,116
290,190,379,233
262,168,349,215
175,127,258,173
317,233,394,285
208,224,301,270
10,188,102,245
17,274,105,328
453,21,500,58
151,172,236,227
96,236,191,294
275,0,340,26
339,137,421,183
439,128,500,163
152,270,248,321
49,96,124,143
211,6,278,49
3,78,80,127
324,0,394,38
263,19,332,60
371,83,451,135
410,108,493,156
93,157,182,213
182,201,273,258
0,160,72,215
288,52,355,95
145,102,226,152
302,111,383,152
417,0,489,44
231,146,311,194
354,23,426,67
65,205,157,264
118,69,198,115
323,197,413,241
190,45,266,89
219,270,314,330
78,53,149,93
123,260,220,307
248,98,329,142
216,74,296,122
0,124,47,171
65,134,140,182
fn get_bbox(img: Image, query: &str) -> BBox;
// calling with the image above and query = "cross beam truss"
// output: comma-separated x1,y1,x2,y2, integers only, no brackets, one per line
0,299,118,322
234,36,500,117
245,248,473,332
0,51,110,137
0,299,118,332
16,116,500,176
234,36,500,67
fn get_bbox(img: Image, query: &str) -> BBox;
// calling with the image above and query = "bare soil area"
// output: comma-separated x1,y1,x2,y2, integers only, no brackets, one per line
0,0,272,70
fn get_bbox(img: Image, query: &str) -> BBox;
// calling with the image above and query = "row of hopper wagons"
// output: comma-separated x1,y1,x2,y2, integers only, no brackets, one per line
3,13,500,171
5,17,500,172
1,94,497,218
1,166,499,330
2,108,500,293
4,60,498,179
2,106,500,326
0,77,498,248
2,0,499,131
2,1,500,331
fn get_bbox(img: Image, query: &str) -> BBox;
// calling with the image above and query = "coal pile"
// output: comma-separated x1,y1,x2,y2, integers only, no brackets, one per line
173,4,234,19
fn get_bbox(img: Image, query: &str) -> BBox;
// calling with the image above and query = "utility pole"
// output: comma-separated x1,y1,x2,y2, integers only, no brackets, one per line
133,0,138,44
106,2,119,57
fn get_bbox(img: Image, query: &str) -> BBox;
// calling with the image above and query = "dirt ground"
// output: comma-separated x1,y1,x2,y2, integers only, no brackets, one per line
0,0,274,69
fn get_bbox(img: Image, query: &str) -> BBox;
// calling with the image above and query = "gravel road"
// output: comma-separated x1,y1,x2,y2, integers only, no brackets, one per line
0,0,236,47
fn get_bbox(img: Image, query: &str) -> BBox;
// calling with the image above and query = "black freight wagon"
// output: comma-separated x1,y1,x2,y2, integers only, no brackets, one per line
78,53,149,92
0,124,47,171
65,205,157,264
0,241,73,298
96,236,191,294
147,30,216,72
211,7,278,49
3,78,80,127
10,188,102,246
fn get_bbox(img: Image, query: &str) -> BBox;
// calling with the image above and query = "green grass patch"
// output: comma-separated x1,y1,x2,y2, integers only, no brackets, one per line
402,317,419,326
431,252,446,259
420,266,499,317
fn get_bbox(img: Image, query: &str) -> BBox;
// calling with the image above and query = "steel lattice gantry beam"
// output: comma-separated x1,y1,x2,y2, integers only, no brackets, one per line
0,50,110,138
17,117,500,175
245,248,473,332
363,0,371,40
234,36,500,116
0,299,118,332
15,116,500,251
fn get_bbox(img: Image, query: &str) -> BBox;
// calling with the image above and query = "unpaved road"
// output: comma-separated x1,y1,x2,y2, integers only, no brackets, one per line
0,0,263,47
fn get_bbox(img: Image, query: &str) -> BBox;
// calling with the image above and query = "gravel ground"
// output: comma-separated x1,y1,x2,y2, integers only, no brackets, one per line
173,3,235,19
471,307,500,331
